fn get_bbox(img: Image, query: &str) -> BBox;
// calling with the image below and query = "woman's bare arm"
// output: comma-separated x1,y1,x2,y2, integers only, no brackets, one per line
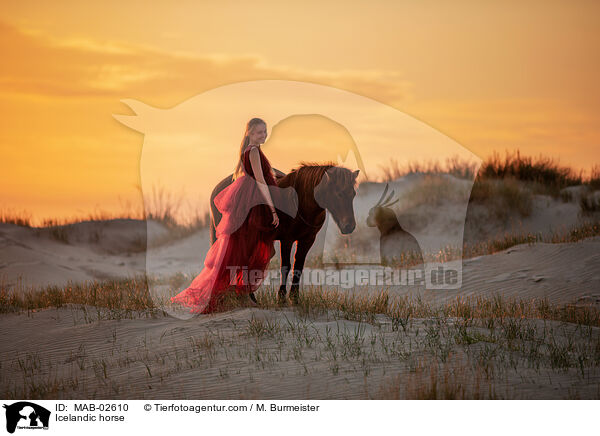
249,147,279,226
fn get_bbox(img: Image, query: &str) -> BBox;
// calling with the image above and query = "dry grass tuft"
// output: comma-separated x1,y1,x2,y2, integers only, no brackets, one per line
402,174,470,207
378,156,479,182
378,353,496,399
469,177,533,220
479,150,584,189
1,183,211,250
0,209,33,227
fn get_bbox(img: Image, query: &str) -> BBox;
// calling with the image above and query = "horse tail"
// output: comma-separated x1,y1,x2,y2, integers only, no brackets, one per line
209,212,217,245
209,174,234,246
209,193,221,245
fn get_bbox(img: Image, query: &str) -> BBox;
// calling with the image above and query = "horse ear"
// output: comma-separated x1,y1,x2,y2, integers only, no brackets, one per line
353,169,360,179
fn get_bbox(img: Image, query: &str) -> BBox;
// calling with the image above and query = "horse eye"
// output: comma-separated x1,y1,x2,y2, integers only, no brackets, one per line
342,188,355,198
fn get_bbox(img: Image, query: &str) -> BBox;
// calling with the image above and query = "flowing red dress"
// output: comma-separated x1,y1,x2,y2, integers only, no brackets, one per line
171,145,280,314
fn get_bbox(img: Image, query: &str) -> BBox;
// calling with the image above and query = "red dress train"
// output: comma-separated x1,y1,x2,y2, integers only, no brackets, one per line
170,145,281,314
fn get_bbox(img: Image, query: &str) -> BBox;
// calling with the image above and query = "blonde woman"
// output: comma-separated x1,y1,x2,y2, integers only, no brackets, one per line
171,118,280,313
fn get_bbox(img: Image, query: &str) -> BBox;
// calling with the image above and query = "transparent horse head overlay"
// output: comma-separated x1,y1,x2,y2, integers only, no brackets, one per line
114,80,481,319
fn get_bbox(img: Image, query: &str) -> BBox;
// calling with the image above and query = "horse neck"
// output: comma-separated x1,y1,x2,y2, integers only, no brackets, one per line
299,181,324,220
287,171,325,222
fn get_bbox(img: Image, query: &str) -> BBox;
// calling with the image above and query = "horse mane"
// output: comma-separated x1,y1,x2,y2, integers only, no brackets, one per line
278,161,355,208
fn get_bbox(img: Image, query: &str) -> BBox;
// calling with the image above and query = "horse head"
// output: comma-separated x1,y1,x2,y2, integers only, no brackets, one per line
314,166,360,234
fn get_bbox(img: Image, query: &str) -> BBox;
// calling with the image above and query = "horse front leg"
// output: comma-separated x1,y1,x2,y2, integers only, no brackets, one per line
289,237,315,305
279,239,293,303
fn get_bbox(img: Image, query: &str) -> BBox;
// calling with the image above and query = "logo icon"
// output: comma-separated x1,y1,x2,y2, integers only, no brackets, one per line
3,402,50,434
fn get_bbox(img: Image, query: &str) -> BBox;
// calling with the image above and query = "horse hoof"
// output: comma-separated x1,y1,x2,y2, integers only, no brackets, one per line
278,290,287,304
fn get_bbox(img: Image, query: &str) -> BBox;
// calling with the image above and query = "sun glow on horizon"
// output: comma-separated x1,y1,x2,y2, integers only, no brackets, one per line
1,1,599,224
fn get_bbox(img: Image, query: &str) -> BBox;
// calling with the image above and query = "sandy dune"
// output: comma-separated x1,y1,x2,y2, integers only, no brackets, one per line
2,301,600,399
1,177,598,305
1,178,599,399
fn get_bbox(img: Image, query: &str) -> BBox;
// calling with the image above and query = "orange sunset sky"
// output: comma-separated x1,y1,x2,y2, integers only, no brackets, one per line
1,0,599,225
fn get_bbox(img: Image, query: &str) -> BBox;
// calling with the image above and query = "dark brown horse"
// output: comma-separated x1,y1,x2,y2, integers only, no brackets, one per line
210,163,359,303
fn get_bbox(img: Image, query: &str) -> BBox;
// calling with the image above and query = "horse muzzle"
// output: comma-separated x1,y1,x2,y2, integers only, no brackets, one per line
340,222,356,234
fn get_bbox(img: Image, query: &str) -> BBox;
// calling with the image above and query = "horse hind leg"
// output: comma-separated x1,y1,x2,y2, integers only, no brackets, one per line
279,240,293,303
289,237,314,305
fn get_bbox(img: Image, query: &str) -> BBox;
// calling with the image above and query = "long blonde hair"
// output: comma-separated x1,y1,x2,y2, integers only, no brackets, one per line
232,118,266,181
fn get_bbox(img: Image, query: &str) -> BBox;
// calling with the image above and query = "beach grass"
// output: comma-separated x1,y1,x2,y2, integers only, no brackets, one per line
2,282,599,399
0,183,211,238
3,273,600,329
